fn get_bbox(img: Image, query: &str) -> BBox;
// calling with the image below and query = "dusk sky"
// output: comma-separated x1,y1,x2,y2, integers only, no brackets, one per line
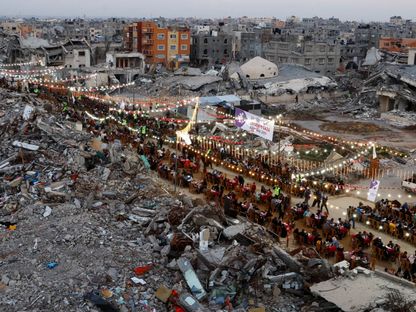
1,0,415,22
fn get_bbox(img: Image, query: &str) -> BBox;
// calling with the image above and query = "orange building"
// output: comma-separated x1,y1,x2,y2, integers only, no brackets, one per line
124,21,190,69
379,37,416,53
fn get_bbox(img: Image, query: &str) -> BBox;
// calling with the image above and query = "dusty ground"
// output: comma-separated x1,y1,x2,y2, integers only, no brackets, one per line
319,121,384,134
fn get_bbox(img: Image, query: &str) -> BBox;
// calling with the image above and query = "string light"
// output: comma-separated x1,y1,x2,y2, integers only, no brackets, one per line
0,66,64,76
0,60,42,68
69,81,135,93
85,94,198,109
28,73,97,84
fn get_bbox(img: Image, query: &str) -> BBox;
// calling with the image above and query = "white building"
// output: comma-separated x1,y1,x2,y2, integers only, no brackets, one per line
64,48,91,68
238,56,279,79
194,25,210,34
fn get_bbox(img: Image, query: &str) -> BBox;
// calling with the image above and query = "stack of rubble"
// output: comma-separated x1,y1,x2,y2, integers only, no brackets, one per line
0,87,337,312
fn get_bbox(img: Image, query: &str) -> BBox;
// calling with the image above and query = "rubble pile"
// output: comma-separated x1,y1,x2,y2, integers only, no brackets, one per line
131,72,229,98
289,97,339,114
0,87,339,311
339,65,416,124
0,32,14,63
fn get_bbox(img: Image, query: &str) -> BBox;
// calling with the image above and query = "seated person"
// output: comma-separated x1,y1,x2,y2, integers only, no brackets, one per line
197,179,207,193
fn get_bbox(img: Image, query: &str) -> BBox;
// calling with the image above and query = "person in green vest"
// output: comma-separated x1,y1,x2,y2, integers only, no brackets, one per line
141,125,146,135
62,101,68,113
139,154,150,172
273,185,281,197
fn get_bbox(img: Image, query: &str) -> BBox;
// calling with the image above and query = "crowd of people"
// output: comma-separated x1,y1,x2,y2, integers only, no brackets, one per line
349,199,416,241
4,78,416,279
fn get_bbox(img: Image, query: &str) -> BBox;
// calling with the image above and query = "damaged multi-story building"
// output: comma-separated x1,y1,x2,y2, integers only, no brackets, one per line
238,28,272,62
190,30,233,67
10,36,94,68
123,21,191,70
375,65,416,114
62,19,90,40
263,37,341,74
340,18,416,67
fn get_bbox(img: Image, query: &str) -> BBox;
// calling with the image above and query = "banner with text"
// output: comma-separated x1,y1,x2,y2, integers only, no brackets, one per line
235,108,274,141
367,180,380,202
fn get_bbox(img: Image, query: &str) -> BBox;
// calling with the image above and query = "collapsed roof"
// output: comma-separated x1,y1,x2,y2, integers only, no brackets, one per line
311,264,416,312
252,64,337,95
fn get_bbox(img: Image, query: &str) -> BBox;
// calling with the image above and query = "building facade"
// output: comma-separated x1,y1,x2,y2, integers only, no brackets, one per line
239,29,271,62
190,31,233,66
379,37,416,53
123,21,190,69
264,40,340,74
64,48,91,68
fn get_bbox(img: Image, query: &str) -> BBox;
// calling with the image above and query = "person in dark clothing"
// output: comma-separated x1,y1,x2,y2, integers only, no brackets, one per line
312,190,322,208
321,194,329,213
277,201,284,220
219,185,225,198
304,187,311,205
237,175,245,187
280,224,287,238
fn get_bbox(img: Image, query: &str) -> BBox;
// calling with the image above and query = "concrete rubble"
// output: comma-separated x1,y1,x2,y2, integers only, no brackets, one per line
311,261,416,312
0,86,342,311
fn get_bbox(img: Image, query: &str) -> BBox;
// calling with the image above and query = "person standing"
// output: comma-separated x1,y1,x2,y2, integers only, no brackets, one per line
312,190,322,207
304,187,311,205
273,185,281,198
321,194,329,213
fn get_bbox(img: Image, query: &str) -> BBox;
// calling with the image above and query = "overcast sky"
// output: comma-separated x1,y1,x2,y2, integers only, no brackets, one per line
1,0,415,22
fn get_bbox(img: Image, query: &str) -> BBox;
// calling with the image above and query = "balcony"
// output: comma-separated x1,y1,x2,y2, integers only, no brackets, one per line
142,28,154,33
142,39,154,45
143,50,153,56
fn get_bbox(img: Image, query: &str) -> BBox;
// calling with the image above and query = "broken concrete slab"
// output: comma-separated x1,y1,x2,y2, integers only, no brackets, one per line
177,257,207,300
12,141,39,151
223,223,247,239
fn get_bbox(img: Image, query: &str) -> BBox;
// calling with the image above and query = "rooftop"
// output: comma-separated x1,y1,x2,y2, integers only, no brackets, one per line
311,267,416,312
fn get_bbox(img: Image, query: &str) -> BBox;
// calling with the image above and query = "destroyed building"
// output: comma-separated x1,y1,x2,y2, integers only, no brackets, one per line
263,38,341,74
18,37,93,68
190,30,233,67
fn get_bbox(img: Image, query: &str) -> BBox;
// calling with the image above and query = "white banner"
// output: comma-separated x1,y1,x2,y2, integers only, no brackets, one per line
367,180,380,202
235,108,274,141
